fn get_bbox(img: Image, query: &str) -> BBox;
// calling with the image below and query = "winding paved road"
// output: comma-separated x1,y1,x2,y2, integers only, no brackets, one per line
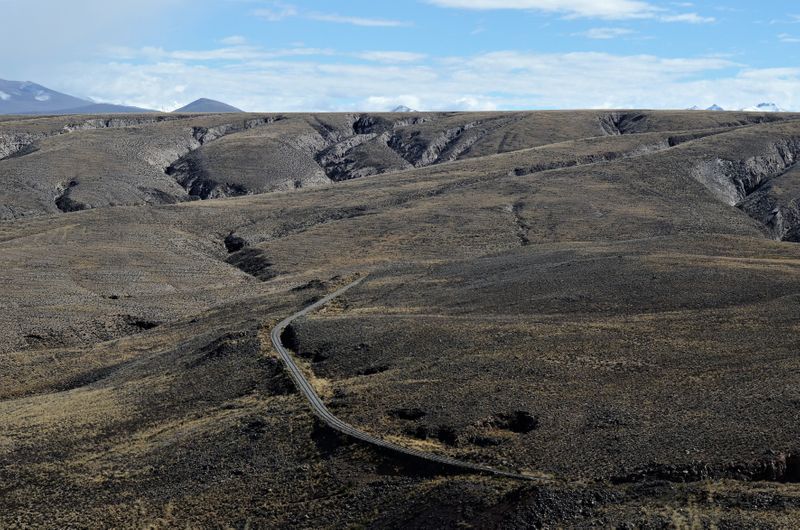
270,276,542,481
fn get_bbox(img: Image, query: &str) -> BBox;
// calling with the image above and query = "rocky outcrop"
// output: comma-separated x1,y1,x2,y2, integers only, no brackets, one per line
164,117,287,198
689,137,800,240
60,115,180,133
0,132,41,160
691,138,800,206
315,114,434,179
690,139,800,206
741,194,800,241
169,113,441,189
598,112,648,136
315,133,381,180
738,165,800,241
165,155,246,200
190,116,279,145
388,121,480,167
54,180,86,212
507,133,717,178
0,116,187,161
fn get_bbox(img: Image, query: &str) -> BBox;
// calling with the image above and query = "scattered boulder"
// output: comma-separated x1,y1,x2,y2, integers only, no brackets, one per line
223,233,247,253
492,411,539,434
436,425,459,446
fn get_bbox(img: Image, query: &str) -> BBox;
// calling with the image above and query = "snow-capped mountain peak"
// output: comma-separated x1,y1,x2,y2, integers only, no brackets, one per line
742,102,786,112
391,105,416,112
0,78,90,114
688,102,790,113
688,104,724,111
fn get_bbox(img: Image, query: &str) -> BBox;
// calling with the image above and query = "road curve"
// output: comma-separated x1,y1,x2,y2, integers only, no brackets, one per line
270,275,543,481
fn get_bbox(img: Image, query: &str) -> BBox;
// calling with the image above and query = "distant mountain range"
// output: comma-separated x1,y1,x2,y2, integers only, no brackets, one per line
173,98,243,113
2,78,792,116
0,79,156,115
688,102,788,112
0,78,245,115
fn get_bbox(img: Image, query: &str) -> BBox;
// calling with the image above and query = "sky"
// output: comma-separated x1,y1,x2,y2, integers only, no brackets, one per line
1,0,799,111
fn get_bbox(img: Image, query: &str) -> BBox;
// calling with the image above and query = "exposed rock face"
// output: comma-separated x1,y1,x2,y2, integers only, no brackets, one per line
691,138,800,206
598,112,648,135
688,136,800,240
739,166,800,241
54,180,85,212
0,133,39,160
60,116,179,132
0,116,184,161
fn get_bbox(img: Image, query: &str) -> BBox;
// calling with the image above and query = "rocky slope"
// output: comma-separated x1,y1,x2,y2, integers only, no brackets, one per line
3,109,797,221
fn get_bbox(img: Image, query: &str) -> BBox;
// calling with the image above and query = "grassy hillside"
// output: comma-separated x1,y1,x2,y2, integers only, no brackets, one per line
2,110,800,528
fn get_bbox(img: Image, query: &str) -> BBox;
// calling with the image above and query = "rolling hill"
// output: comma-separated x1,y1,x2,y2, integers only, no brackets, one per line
2,110,800,528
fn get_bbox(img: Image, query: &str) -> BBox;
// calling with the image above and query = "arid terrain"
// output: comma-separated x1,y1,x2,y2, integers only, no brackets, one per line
2,109,800,528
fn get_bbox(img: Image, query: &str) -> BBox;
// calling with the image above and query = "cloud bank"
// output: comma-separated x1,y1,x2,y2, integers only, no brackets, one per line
49,47,799,112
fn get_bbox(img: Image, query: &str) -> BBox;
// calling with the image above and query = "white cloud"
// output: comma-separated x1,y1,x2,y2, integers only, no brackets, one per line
426,0,713,23
356,51,428,62
660,13,714,23
425,0,658,19
220,35,247,45
306,13,410,27
107,45,334,62
779,33,800,43
250,3,409,27
574,27,635,39
252,2,297,21
47,47,800,113
366,95,424,111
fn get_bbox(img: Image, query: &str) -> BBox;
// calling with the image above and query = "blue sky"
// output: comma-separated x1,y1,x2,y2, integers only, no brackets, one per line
2,0,800,111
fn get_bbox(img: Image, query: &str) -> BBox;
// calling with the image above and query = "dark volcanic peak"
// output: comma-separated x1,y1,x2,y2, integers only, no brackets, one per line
0,78,89,114
37,102,156,115
391,105,417,112
0,78,157,115
688,104,724,111
0,79,155,114
173,98,244,113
